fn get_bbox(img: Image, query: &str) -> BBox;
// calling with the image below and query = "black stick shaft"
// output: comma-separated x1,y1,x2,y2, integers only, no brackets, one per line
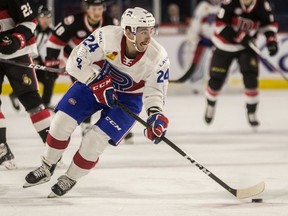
0,58,66,74
116,101,237,197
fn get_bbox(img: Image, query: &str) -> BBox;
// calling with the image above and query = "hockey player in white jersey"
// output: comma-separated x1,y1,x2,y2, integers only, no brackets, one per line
177,0,221,85
24,7,170,198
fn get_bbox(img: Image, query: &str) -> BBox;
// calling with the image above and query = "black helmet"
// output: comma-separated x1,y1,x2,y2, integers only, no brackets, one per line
83,0,105,5
37,5,52,18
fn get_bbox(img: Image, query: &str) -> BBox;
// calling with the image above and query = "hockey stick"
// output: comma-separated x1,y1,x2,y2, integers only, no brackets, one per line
169,63,197,83
248,42,288,82
170,43,205,83
116,100,265,199
0,58,66,74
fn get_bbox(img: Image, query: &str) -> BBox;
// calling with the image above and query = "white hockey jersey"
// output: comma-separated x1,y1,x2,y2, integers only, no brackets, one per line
66,25,170,112
187,1,220,45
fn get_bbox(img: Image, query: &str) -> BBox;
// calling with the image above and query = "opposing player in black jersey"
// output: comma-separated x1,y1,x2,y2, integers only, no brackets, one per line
9,5,54,110
204,0,278,127
0,0,51,169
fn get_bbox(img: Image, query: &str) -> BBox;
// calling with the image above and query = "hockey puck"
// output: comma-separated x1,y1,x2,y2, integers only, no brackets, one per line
252,198,263,203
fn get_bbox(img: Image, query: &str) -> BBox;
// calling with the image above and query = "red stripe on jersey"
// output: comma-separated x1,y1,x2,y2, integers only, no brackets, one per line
127,80,145,92
49,34,67,46
31,18,38,25
72,37,82,45
46,133,70,150
26,36,36,46
0,112,4,119
73,151,99,169
93,60,104,68
30,109,51,123
214,33,230,44
0,10,10,19
215,20,227,27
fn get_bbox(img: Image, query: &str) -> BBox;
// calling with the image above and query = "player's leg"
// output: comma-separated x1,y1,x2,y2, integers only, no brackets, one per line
23,111,77,187
0,64,16,169
41,70,58,109
238,49,259,127
8,91,20,111
24,81,102,187
0,100,16,169
48,93,142,197
6,55,51,143
205,48,235,124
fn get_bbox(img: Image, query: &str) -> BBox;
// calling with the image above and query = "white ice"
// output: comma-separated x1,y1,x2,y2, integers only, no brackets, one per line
1,90,288,216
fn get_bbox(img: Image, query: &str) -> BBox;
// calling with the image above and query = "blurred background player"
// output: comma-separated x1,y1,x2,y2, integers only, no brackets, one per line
43,0,133,139
24,7,170,198
0,0,51,169
33,5,55,110
185,0,221,92
204,0,278,127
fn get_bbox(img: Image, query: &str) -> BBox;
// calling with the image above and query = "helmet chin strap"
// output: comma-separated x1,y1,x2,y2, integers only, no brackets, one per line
124,31,144,53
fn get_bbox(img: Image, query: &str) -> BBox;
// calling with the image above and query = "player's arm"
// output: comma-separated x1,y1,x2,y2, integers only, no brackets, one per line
257,0,278,56
0,0,36,54
214,1,238,43
143,55,170,144
66,29,105,84
187,2,206,44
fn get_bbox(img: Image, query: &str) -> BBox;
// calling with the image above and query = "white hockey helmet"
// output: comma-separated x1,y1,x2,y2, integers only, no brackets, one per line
121,7,155,34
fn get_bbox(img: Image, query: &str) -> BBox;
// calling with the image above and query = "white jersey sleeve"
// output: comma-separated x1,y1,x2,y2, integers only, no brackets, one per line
66,29,105,84
187,1,220,44
142,42,170,113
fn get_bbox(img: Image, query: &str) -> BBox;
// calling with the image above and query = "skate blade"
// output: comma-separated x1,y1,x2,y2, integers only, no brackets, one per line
2,160,17,170
48,191,59,198
23,177,51,188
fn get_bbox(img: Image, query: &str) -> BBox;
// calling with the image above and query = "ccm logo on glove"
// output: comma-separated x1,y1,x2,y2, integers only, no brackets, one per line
89,75,116,108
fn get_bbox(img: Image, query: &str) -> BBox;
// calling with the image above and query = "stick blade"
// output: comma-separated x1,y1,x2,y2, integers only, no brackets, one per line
236,181,265,199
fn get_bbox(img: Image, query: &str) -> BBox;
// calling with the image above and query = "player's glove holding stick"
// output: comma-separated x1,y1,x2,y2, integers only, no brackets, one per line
144,113,169,144
89,74,116,108
0,33,25,55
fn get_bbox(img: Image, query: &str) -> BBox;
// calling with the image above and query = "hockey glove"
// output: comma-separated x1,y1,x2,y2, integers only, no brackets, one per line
266,39,278,56
89,75,116,108
0,33,25,55
144,113,169,144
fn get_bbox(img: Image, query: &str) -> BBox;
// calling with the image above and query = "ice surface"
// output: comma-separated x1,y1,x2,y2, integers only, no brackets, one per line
1,90,288,216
